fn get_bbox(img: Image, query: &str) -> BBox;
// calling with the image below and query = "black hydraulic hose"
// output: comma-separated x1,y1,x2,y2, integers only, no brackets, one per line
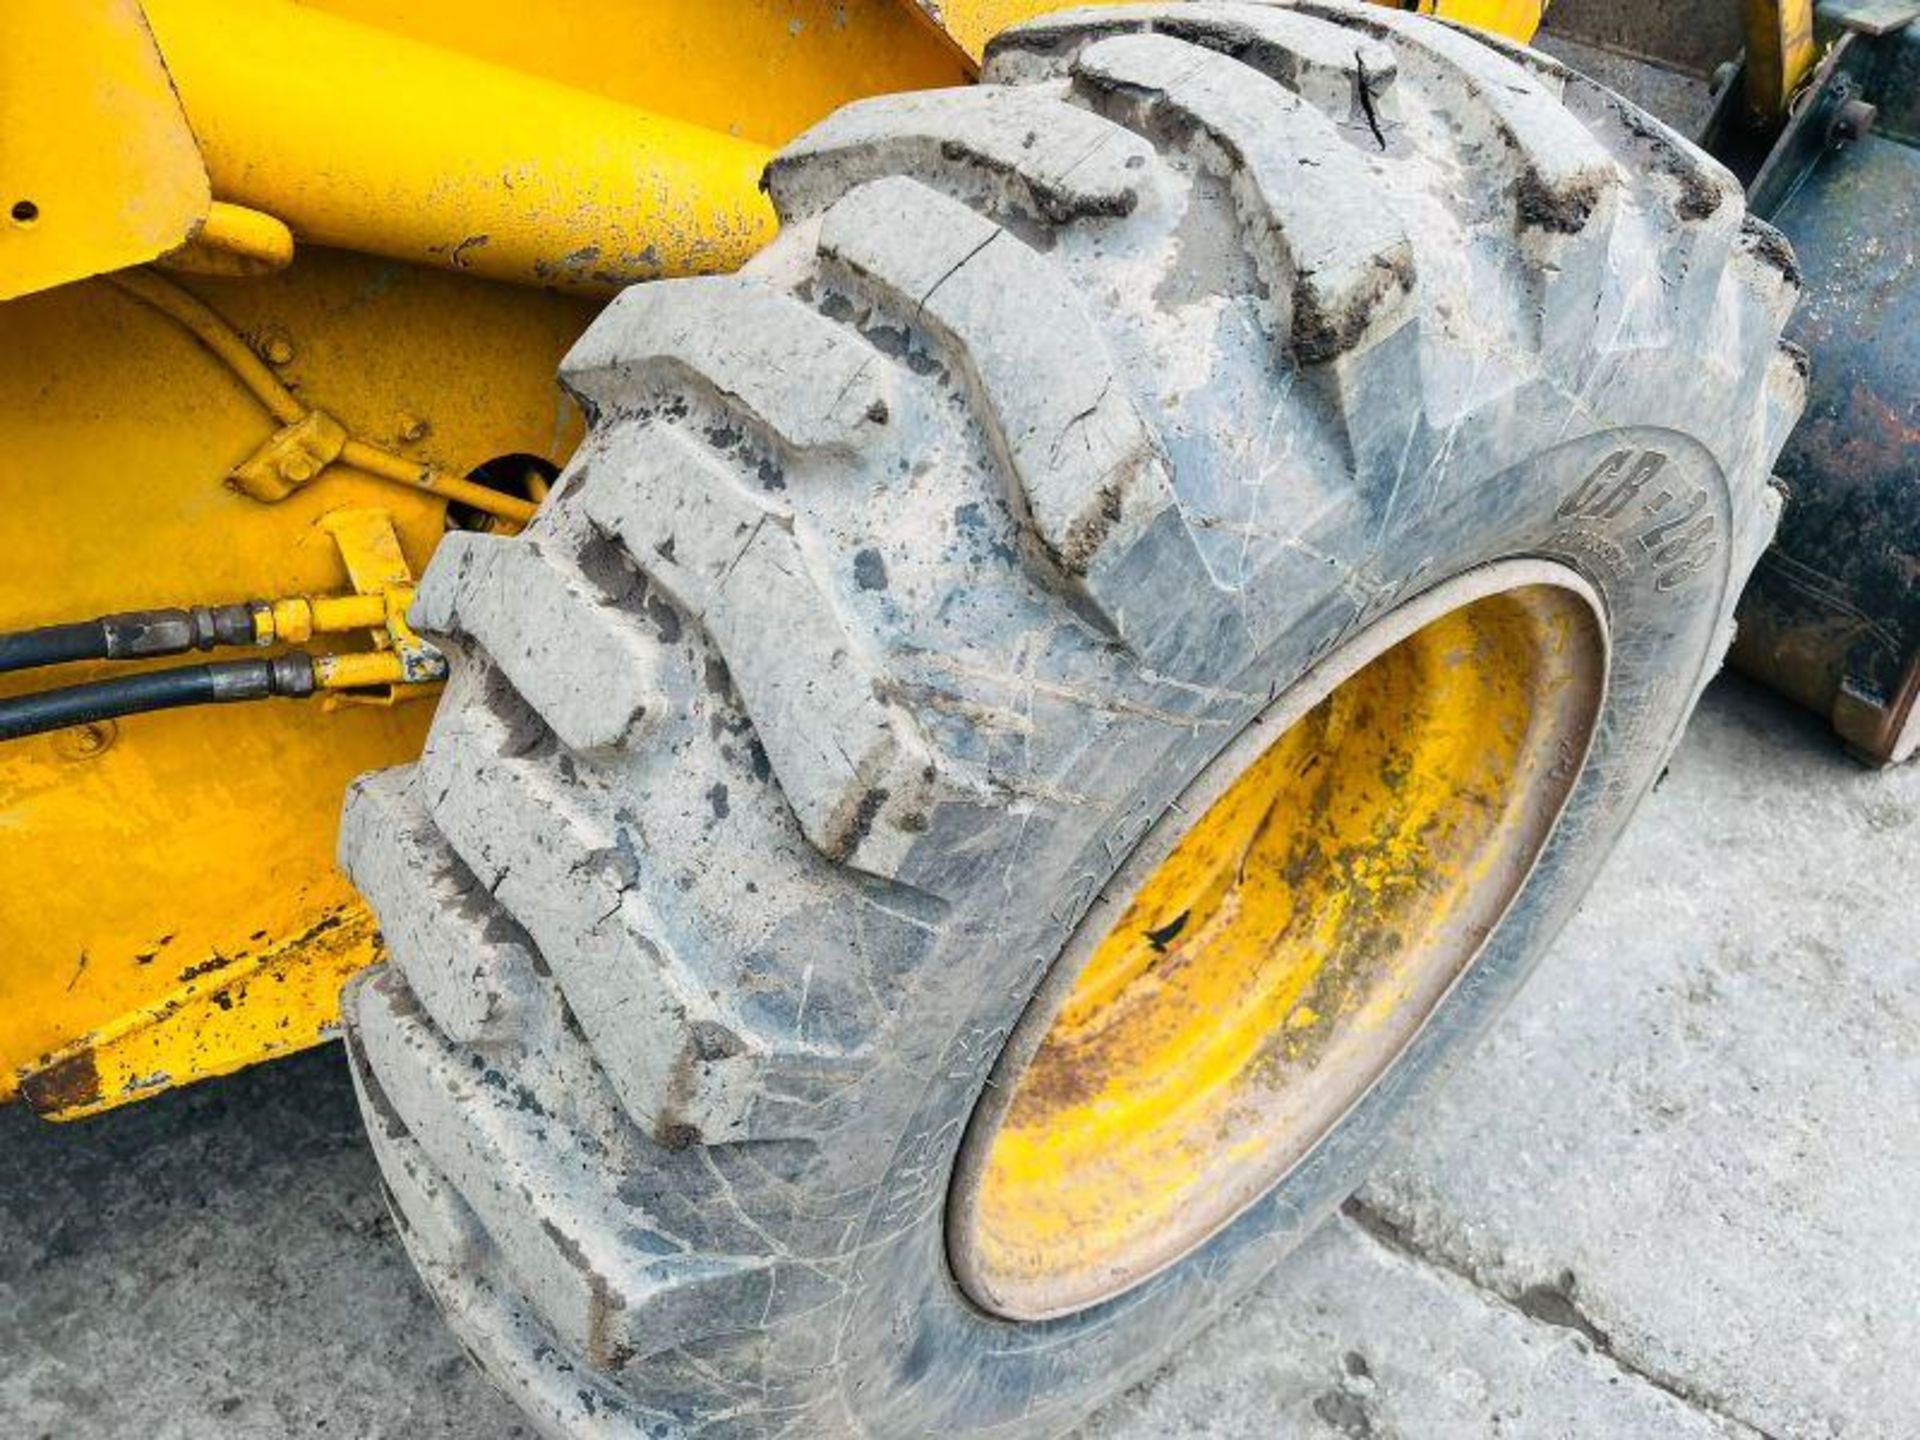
0,622,108,673
0,604,260,676
0,655,316,742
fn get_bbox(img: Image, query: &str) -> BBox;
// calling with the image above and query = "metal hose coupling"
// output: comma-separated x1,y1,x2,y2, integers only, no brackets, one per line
99,603,261,659
206,652,318,700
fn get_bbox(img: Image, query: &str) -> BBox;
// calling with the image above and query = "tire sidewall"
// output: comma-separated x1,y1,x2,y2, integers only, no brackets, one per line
832,421,1739,1434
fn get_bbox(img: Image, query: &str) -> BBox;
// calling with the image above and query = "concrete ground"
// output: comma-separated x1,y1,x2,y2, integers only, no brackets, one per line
4,674,1916,1439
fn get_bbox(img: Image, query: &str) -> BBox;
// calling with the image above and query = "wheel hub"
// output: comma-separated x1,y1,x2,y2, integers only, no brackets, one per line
949,563,1608,1321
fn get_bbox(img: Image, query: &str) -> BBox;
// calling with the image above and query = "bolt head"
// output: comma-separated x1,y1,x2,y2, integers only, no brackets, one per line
54,721,117,760
1834,98,1879,143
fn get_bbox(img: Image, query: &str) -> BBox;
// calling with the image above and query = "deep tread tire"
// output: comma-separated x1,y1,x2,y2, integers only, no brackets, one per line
341,6,1803,1435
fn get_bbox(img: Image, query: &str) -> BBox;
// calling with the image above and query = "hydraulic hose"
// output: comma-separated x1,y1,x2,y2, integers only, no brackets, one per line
0,605,260,675
0,623,108,674
0,655,315,742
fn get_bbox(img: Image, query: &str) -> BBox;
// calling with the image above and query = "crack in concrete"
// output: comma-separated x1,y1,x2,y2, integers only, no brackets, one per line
1339,1197,1784,1440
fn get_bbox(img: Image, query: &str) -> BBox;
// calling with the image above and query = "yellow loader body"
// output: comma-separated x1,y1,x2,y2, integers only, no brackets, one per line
0,0,1544,1119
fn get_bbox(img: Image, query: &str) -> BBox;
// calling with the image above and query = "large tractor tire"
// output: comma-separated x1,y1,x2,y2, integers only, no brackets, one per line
339,5,1803,1435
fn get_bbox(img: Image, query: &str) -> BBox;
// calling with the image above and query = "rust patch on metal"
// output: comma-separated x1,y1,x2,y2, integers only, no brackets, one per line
20,1047,102,1115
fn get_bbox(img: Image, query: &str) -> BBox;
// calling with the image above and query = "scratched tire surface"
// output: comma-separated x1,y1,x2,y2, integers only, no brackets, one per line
337,5,1805,1436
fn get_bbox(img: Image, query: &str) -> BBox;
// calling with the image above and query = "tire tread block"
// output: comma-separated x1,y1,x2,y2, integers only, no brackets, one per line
340,766,538,1047
418,699,783,1144
349,968,772,1369
580,423,948,881
413,532,663,754
1073,30,1416,363
816,175,1243,675
985,2,1401,124
562,277,895,457
765,84,1155,225
1293,0,1622,235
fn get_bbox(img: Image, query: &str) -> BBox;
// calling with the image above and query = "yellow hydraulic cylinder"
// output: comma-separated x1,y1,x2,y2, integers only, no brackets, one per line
1743,0,1820,123
139,0,779,292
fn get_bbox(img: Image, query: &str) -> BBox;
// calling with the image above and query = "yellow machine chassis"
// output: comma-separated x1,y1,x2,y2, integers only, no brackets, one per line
0,0,1547,1118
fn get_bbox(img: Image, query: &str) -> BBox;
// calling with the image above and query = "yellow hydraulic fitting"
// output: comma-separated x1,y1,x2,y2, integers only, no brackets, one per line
255,593,392,647
312,651,414,692
157,201,295,278
312,508,449,692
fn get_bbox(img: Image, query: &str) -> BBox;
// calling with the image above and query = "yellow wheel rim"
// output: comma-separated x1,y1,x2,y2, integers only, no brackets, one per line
949,562,1608,1320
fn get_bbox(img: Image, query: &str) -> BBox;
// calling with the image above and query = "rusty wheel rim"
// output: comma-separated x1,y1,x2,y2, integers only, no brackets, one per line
948,560,1609,1321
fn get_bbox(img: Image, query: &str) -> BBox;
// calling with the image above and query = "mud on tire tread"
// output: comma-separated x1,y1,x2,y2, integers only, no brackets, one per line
341,5,1802,1435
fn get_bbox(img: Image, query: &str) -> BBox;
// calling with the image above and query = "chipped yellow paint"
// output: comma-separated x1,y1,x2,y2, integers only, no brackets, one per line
20,902,378,1120
957,580,1605,1319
